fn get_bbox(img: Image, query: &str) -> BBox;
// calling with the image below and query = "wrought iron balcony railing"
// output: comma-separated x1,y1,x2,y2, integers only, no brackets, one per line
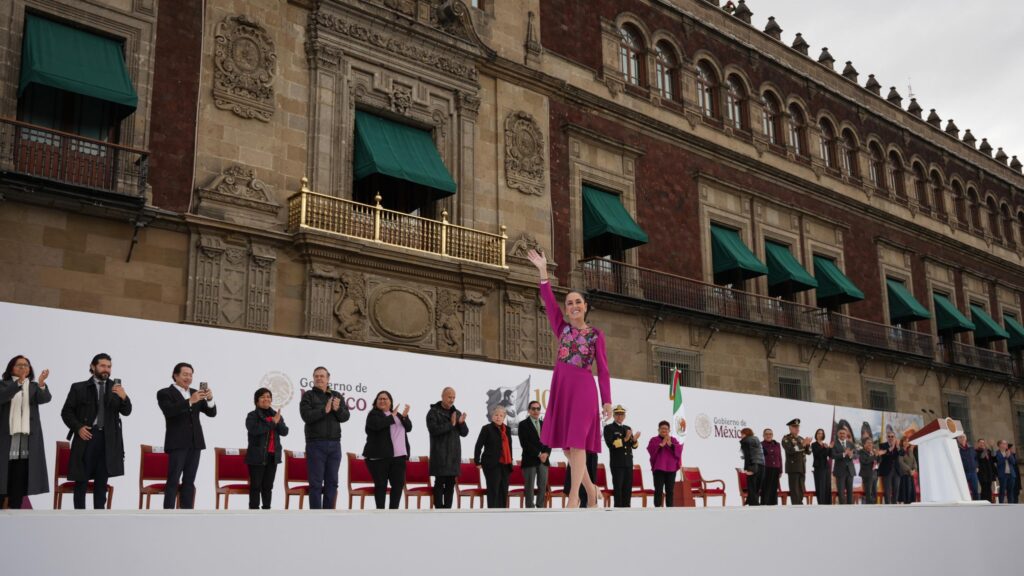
941,341,1013,374
0,116,148,197
288,181,507,268
579,257,824,334
826,312,934,358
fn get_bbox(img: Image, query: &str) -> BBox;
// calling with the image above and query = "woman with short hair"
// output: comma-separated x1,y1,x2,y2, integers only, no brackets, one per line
245,387,289,509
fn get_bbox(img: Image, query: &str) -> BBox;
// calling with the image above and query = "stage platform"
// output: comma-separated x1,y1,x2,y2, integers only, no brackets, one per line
2,505,1020,575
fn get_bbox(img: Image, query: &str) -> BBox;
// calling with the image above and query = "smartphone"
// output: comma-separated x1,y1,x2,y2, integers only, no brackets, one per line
113,378,122,387
199,382,209,392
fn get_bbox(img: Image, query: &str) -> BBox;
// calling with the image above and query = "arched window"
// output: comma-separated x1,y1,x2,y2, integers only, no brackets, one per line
887,151,906,199
762,92,782,146
725,75,746,130
952,181,967,227
868,142,886,190
986,196,1001,240
695,61,718,118
929,170,946,217
912,163,929,209
840,129,859,178
967,188,982,231
654,42,677,100
818,118,837,169
788,104,807,157
619,25,644,86
1001,203,1015,247
1017,210,1024,247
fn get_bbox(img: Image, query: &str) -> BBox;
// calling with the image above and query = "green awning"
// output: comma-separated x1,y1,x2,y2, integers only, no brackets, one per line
353,111,457,200
886,279,931,324
582,185,649,250
19,14,138,114
1003,315,1024,350
710,225,768,284
933,293,975,334
765,241,817,294
813,256,865,306
970,305,1009,342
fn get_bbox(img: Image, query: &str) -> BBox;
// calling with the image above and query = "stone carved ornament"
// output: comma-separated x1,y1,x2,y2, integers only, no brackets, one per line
213,15,277,122
198,165,279,211
436,288,464,353
334,272,367,338
504,111,545,196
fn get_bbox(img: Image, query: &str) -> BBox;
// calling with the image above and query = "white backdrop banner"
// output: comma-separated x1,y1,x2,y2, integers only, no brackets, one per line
0,302,917,509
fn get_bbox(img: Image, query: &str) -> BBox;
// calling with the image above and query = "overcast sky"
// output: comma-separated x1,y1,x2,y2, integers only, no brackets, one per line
747,1,1024,165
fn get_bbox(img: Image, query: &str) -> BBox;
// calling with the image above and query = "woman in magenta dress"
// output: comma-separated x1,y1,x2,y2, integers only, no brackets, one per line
527,249,612,508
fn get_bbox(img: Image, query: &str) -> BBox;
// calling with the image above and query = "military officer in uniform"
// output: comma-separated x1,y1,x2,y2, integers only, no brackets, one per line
781,418,812,505
603,405,640,507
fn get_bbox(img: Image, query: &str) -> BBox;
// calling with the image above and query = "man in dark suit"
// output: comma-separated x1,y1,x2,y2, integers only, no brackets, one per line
603,405,639,507
474,406,513,508
157,362,216,509
832,427,856,504
878,431,903,504
60,353,132,509
517,400,550,508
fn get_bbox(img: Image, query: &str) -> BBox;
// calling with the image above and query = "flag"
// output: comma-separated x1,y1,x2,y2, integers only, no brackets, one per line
486,376,532,435
670,369,687,442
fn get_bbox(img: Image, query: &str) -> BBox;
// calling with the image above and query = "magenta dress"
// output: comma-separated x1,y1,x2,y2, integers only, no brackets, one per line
538,281,611,452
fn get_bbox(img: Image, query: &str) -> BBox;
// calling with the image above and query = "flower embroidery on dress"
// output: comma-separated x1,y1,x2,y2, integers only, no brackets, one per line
557,325,598,369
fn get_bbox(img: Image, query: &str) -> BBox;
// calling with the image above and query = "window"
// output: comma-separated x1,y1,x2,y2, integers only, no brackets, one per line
1001,203,1015,247
724,75,746,130
868,142,886,190
840,129,859,178
773,366,811,401
1016,405,1024,449
787,104,807,157
695,61,718,119
887,151,906,199
930,170,946,216
762,92,783,146
654,42,677,100
967,188,982,230
863,381,896,412
912,163,929,209
986,197,1001,240
654,348,703,389
818,118,837,169
619,25,644,86
944,394,973,441
952,181,967,225
1018,210,1024,247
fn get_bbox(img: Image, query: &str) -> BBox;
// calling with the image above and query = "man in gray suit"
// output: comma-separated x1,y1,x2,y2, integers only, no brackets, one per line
832,428,856,504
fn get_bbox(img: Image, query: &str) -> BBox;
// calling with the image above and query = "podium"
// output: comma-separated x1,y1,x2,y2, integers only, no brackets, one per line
908,418,985,504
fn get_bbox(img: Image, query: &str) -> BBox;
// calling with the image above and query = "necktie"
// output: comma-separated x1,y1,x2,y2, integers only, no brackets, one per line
533,419,540,434
95,380,106,427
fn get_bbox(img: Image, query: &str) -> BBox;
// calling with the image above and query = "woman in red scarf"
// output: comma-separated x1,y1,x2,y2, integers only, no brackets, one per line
474,405,513,508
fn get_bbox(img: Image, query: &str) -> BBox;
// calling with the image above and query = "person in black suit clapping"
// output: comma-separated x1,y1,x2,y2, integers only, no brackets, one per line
156,362,216,509
518,400,551,508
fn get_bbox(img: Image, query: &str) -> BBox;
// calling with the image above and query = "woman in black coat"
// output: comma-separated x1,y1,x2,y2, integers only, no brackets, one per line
473,405,514,508
362,390,412,509
811,428,832,505
245,387,289,509
0,356,52,509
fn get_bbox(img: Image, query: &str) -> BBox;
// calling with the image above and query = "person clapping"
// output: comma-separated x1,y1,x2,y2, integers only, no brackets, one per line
245,388,289,509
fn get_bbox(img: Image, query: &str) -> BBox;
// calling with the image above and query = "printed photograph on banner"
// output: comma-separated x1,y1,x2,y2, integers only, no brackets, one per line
485,376,531,434
881,411,925,441
832,406,883,488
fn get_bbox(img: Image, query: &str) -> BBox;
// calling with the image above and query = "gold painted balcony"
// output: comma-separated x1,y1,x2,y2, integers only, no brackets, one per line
287,180,507,268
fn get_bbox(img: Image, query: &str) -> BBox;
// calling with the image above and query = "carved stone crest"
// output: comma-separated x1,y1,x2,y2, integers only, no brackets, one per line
195,165,280,227
504,111,545,196
335,272,367,339
391,85,413,115
507,233,543,259
213,15,276,122
436,288,464,353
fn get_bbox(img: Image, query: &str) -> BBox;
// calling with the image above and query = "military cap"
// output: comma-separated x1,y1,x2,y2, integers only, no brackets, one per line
613,405,627,414
787,418,801,427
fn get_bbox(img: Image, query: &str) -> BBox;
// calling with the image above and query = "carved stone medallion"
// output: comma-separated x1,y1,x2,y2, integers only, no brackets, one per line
213,15,276,122
504,111,545,196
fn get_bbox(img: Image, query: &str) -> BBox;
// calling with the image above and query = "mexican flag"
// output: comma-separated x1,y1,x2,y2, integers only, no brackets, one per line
670,369,688,442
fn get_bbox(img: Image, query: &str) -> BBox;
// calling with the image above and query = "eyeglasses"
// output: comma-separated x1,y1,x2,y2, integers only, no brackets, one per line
13,363,30,368
529,407,541,411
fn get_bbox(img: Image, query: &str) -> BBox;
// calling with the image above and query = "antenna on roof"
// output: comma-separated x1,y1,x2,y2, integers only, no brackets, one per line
907,77,915,100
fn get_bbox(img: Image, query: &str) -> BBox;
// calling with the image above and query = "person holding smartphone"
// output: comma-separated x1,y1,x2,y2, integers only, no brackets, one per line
157,362,215,509
362,390,412,509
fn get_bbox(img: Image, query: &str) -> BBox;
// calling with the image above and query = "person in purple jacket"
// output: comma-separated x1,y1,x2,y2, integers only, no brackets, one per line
761,428,783,505
527,249,612,509
648,420,683,507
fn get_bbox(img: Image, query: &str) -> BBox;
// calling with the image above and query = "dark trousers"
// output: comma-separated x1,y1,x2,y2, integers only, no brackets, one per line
761,467,780,505
834,473,854,504
652,470,676,507
965,472,979,500
165,447,201,509
899,474,915,504
980,476,993,502
5,459,29,509
483,464,510,509
610,465,634,507
74,428,108,509
247,460,278,509
745,465,763,506
883,471,901,504
521,464,547,508
861,472,877,504
813,466,831,505
998,472,1018,503
306,440,341,509
367,456,407,509
788,472,805,505
433,475,456,509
